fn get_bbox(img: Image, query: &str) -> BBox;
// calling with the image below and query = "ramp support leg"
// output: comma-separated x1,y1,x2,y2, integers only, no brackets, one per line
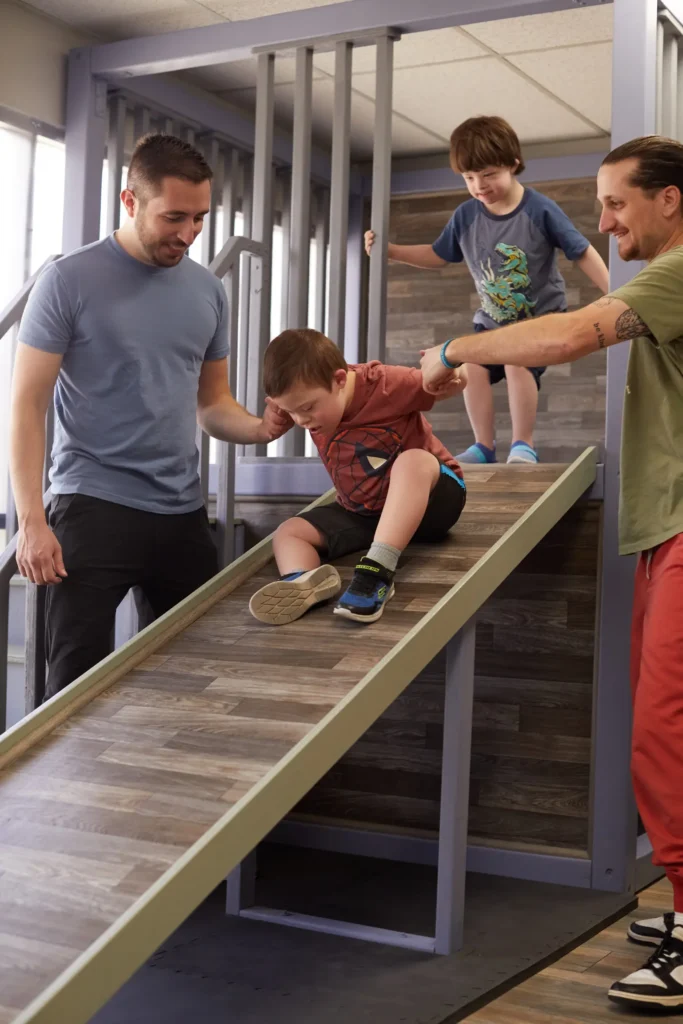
435,616,477,954
226,850,257,916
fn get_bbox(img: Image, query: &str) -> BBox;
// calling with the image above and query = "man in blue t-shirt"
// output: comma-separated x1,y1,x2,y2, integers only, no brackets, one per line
366,115,609,464
10,134,290,699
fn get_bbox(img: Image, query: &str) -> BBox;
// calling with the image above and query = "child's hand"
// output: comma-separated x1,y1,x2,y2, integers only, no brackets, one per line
259,397,293,442
429,367,468,401
364,230,375,256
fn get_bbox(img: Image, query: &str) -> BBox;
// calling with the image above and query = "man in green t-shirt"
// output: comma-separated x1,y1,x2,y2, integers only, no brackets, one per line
421,135,683,1011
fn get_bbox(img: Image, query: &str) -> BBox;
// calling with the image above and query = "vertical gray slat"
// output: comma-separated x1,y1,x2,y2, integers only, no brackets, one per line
279,169,292,332
678,46,683,141
287,46,314,329
106,95,127,235
25,134,37,281
434,618,477,955
215,267,241,568
274,170,293,457
5,326,20,541
314,187,330,334
24,584,47,713
133,105,151,142
44,402,55,493
162,117,176,135
245,53,275,456
328,40,352,351
0,581,8,731
657,19,665,134
590,0,657,896
283,46,314,458
183,126,196,147
662,34,678,136
222,147,239,242
201,135,222,267
366,33,394,363
237,155,254,417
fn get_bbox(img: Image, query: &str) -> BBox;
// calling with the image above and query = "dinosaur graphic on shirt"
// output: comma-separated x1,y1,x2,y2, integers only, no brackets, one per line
478,242,536,324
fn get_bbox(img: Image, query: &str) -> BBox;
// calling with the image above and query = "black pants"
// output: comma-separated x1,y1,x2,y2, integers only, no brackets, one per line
45,494,218,699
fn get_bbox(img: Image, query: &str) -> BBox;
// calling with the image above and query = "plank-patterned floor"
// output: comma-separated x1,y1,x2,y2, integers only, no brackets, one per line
463,876,672,1023
0,464,569,1022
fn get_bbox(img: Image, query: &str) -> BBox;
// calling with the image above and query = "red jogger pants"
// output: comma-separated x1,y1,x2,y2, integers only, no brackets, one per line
631,532,683,910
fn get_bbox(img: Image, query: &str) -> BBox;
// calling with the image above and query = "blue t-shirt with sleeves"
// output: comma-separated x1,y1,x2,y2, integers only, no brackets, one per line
18,234,229,514
432,187,590,330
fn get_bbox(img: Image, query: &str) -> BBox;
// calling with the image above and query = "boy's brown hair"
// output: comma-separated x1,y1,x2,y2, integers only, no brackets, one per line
449,116,525,176
127,133,213,203
264,328,348,397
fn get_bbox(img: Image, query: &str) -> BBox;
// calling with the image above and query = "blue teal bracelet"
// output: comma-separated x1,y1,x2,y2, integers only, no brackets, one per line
440,340,462,370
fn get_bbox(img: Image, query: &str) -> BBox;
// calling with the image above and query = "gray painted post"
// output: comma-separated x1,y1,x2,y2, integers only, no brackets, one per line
237,154,253,438
246,54,275,456
225,849,257,916
162,117,176,135
106,95,127,235
366,33,395,362
435,618,476,954
201,135,222,266
222,147,239,241
24,584,46,712
590,0,657,895
133,105,151,142
314,187,330,334
328,40,353,351
279,169,292,332
344,194,365,363
216,267,241,568
62,49,107,253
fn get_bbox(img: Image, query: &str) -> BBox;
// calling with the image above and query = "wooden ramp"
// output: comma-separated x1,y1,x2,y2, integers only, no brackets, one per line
0,450,596,1024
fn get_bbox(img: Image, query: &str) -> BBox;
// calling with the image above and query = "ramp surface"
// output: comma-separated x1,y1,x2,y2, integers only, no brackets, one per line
0,452,596,1024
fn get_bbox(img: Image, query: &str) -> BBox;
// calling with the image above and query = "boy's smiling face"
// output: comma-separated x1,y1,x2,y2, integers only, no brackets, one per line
272,369,350,434
462,163,519,206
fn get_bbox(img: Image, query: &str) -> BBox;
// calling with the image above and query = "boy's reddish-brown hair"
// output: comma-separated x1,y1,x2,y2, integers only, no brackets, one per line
449,116,525,176
263,328,348,397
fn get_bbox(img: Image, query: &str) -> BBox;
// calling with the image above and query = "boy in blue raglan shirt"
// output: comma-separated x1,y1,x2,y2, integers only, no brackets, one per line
366,115,609,464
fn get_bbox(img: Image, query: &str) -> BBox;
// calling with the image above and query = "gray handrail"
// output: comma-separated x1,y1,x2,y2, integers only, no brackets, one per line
0,255,61,342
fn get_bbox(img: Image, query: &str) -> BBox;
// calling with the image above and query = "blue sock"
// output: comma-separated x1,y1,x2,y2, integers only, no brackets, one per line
280,570,305,581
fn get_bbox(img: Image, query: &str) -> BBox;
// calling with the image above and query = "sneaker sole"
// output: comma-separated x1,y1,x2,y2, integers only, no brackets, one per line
608,990,683,1008
506,455,539,464
249,565,341,625
333,584,395,624
627,925,664,947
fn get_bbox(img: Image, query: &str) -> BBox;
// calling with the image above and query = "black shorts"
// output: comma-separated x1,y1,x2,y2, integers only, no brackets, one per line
473,322,546,391
298,467,466,561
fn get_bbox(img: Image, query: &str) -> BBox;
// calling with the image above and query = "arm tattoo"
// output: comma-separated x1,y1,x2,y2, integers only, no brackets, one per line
593,322,607,349
615,307,655,342
593,296,617,308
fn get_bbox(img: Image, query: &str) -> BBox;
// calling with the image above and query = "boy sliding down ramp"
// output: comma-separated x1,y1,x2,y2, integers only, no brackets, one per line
249,329,467,626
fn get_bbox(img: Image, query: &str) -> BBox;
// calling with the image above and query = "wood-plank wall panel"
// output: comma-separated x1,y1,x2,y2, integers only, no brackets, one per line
385,179,607,464
234,498,600,853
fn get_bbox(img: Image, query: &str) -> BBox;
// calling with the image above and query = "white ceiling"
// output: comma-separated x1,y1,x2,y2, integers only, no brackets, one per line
22,0,614,158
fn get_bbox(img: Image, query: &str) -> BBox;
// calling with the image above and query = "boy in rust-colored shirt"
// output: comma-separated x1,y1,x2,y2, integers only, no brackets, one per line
249,328,467,626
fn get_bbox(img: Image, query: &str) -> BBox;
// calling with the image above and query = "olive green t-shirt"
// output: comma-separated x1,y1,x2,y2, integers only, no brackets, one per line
610,245,683,555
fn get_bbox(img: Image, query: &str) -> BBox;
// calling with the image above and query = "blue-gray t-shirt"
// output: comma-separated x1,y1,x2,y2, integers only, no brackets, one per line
19,235,229,514
432,187,590,330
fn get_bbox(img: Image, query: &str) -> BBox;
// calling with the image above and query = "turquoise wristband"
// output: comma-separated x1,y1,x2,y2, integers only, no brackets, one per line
440,341,461,370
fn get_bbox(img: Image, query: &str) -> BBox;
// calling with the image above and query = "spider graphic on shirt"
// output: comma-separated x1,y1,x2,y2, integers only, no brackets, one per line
325,425,403,513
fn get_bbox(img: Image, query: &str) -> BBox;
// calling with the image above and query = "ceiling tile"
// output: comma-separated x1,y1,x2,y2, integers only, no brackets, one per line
509,42,612,133
313,27,486,76
465,4,613,54
352,58,603,145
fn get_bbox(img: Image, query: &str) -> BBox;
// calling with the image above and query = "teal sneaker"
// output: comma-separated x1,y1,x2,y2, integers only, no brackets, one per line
507,441,539,464
456,442,497,464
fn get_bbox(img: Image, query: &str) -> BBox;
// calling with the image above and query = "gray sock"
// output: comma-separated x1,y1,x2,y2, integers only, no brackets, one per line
366,541,401,573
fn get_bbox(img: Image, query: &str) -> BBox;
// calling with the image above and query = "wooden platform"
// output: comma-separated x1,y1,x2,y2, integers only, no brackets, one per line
0,452,596,1024
464,876,672,1023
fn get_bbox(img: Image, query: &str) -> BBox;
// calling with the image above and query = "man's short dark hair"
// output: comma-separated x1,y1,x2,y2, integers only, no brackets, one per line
602,136,683,209
127,133,213,201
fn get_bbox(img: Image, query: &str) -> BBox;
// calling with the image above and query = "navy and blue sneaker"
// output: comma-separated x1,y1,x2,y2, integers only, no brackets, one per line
334,557,395,624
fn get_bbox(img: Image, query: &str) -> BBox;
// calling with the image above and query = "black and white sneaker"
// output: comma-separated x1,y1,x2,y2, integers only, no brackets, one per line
609,921,683,1009
628,912,672,947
